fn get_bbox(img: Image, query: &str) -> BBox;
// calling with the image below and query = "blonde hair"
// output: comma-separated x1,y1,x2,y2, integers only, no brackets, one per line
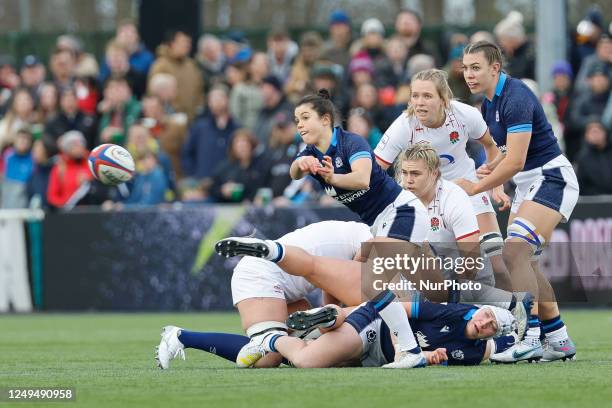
394,142,441,183
405,69,453,117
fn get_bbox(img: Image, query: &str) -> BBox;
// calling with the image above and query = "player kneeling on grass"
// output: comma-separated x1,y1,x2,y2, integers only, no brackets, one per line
155,298,518,369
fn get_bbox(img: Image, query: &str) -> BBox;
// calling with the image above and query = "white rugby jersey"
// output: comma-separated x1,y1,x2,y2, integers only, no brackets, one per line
425,179,480,259
374,100,487,181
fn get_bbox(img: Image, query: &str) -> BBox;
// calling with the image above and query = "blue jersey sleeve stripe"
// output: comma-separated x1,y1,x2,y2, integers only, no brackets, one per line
507,124,533,133
349,151,371,164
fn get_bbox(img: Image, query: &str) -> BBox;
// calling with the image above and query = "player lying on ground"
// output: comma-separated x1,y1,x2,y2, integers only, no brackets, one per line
155,299,519,369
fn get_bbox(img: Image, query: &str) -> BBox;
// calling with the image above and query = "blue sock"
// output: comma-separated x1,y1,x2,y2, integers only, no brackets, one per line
405,346,422,354
525,314,541,339
541,315,564,334
178,331,250,362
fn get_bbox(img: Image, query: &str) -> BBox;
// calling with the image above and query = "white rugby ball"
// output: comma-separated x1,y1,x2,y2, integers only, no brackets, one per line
88,144,135,186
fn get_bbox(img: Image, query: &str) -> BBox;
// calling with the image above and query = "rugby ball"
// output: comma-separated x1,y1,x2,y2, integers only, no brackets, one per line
88,144,135,185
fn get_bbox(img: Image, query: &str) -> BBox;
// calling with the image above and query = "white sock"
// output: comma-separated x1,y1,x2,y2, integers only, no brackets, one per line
525,325,541,341
264,240,285,263
378,302,419,352
545,326,568,343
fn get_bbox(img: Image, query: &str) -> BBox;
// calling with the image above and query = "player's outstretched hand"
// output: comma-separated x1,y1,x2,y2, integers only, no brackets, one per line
424,348,448,365
298,156,322,175
317,155,335,184
491,185,511,211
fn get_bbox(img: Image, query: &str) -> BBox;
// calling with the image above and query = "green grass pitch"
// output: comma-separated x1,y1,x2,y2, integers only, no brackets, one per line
1,310,611,408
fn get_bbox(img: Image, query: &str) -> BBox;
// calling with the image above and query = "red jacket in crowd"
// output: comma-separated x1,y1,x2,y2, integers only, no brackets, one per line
47,153,92,208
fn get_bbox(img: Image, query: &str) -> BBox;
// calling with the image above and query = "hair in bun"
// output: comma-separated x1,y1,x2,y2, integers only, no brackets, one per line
317,88,331,99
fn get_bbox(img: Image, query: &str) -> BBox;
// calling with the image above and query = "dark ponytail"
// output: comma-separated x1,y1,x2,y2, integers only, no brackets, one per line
297,88,337,129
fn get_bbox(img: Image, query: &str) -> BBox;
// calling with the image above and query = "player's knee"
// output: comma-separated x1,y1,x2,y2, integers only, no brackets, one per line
505,217,545,262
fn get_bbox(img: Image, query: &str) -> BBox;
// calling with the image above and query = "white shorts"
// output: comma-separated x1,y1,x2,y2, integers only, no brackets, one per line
462,172,495,216
370,190,429,244
510,155,579,223
231,257,316,306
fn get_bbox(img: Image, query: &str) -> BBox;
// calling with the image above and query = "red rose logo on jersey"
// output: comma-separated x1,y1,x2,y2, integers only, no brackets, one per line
431,217,440,231
449,131,459,144
482,195,489,206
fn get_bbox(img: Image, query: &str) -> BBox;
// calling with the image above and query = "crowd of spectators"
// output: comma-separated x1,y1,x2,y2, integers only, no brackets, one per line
1,6,611,212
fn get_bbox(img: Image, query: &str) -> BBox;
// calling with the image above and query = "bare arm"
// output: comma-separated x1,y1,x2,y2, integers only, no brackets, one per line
319,156,372,190
477,130,502,166
471,132,530,194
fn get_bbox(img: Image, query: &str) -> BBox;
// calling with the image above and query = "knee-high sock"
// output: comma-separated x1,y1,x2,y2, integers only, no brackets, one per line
178,331,250,362
371,290,420,353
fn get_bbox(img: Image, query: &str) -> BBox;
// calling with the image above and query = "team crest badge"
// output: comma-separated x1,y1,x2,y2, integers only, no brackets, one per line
431,217,440,231
451,349,465,360
449,131,459,144
482,195,489,206
366,329,377,344
335,156,343,167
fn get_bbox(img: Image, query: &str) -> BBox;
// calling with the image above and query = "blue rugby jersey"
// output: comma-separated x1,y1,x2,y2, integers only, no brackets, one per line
482,72,561,171
296,127,402,225
408,299,487,365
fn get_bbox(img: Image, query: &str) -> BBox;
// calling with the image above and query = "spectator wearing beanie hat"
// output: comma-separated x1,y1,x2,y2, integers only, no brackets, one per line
349,51,375,89
494,11,535,79
574,33,612,94
547,61,573,126
322,9,353,68
353,18,387,62
541,60,576,159
571,6,605,73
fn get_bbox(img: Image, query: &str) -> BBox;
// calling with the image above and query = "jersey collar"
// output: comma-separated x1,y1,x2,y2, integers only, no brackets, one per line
487,72,507,102
314,127,338,155
463,308,478,320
